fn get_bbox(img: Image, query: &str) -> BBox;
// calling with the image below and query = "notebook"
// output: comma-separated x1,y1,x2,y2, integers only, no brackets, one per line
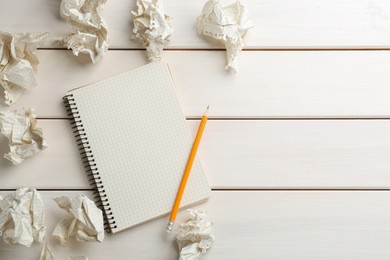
63,62,210,233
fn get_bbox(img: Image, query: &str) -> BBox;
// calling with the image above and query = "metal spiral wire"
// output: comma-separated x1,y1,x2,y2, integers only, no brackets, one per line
63,94,117,233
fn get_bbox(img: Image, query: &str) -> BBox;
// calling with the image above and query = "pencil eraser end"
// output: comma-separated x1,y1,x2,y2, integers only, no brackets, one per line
166,221,174,232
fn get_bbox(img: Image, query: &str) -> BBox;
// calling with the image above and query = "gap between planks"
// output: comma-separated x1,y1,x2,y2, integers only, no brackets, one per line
37,117,390,120
37,48,390,51
1,189,390,192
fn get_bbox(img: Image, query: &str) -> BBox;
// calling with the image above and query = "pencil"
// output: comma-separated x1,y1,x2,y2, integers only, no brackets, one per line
167,106,209,232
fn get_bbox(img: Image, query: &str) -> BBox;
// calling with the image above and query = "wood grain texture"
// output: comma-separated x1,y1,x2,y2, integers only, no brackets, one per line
1,0,390,49
2,119,390,189
0,191,390,260
1,50,390,118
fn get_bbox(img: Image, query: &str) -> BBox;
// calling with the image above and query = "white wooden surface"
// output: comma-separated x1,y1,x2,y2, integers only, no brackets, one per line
1,0,390,49
1,50,390,118
2,119,390,189
1,0,390,259
1,191,390,260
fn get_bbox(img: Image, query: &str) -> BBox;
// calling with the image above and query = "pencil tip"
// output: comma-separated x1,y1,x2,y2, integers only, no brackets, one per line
204,105,209,116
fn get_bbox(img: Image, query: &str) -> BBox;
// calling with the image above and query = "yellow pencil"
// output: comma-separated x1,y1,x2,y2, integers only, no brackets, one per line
167,106,209,232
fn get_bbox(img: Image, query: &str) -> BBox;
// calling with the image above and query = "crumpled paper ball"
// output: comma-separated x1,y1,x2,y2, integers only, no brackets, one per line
0,187,46,247
196,0,253,72
176,209,215,260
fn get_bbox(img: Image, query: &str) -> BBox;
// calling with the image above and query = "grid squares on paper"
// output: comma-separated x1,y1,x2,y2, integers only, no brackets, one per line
70,62,210,232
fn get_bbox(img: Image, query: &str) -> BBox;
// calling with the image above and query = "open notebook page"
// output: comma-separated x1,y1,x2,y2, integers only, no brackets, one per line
66,62,210,233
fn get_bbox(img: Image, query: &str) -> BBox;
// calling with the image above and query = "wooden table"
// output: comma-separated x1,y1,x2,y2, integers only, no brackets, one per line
1,0,390,259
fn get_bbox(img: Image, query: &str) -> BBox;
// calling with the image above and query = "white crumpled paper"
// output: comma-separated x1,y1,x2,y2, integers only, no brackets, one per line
0,187,46,247
60,0,109,63
0,31,49,105
0,108,48,165
176,210,215,260
52,194,104,244
39,243,55,260
132,0,173,61
196,0,253,72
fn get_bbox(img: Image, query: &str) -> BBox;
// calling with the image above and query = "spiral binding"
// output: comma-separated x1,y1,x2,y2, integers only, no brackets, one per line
63,94,117,233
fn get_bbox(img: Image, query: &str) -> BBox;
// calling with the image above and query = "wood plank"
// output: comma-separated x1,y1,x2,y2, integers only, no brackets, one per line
1,50,390,118
2,119,390,189
0,191,389,259
1,0,390,49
